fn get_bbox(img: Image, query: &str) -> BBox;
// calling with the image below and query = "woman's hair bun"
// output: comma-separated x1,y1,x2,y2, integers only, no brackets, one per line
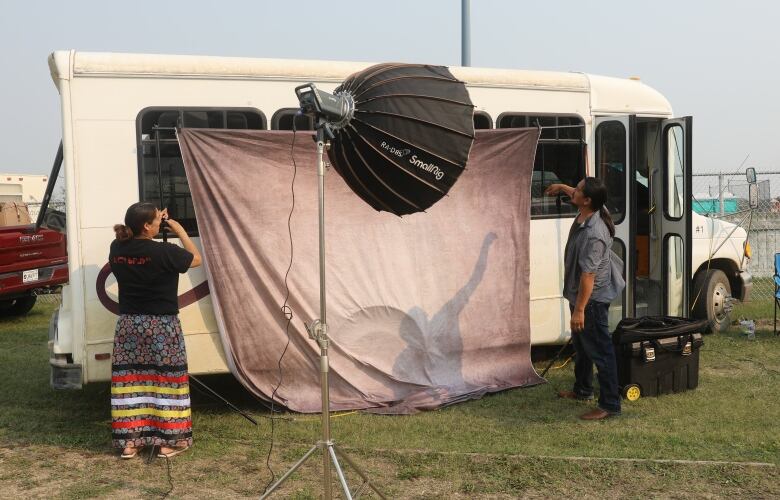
114,224,134,241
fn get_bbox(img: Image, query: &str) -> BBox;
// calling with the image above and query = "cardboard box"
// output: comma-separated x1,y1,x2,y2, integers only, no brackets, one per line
0,202,32,227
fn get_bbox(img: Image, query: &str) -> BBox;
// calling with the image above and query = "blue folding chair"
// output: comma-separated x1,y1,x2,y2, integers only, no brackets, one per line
775,253,780,335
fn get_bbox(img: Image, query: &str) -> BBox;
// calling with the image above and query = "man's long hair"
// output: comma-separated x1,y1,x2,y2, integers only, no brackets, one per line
582,177,615,237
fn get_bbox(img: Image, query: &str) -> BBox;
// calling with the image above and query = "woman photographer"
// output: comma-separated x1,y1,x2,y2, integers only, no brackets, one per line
544,177,625,420
109,202,202,458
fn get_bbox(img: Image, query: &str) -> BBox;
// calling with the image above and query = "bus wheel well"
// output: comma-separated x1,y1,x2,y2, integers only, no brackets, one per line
693,259,741,300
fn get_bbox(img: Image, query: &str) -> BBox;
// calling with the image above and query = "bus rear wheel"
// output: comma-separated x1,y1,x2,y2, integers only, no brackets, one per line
692,269,731,333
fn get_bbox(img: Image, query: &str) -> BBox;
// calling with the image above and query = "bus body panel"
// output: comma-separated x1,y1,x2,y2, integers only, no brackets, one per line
44,51,744,384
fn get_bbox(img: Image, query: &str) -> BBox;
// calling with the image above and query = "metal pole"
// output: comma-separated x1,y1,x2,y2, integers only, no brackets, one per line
461,0,471,66
316,136,332,499
317,144,327,327
154,127,170,243
155,129,164,210
718,173,725,216
740,209,754,270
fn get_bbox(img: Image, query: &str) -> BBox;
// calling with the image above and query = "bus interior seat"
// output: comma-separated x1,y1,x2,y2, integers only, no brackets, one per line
635,176,651,277
227,112,248,129
157,111,179,128
182,111,210,128
153,111,179,140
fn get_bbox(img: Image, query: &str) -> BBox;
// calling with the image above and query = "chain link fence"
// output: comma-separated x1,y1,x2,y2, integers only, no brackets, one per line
34,292,62,305
26,201,46,221
692,170,780,304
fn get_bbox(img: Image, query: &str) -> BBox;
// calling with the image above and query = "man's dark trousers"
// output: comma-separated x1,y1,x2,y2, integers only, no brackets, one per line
570,301,621,414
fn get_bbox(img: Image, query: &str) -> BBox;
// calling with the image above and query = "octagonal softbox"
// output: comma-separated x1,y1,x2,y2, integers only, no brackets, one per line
328,63,475,216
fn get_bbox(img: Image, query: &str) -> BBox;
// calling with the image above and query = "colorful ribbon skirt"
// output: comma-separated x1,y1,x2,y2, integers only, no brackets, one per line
111,314,192,448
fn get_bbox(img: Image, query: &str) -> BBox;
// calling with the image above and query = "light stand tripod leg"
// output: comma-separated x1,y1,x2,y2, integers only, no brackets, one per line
260,445,318,499
328,445,352,499
334,445,388,500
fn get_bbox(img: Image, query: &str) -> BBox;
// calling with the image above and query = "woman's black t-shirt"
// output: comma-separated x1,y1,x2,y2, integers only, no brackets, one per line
109,238,194,315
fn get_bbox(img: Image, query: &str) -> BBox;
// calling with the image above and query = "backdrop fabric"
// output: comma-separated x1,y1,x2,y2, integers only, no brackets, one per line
178,127,543,414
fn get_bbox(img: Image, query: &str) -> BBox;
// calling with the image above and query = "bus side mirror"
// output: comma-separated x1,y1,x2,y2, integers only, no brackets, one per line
746,167,756,184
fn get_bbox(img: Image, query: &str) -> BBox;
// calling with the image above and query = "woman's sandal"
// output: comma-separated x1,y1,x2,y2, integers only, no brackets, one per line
120,447,139,459
157,445,191,458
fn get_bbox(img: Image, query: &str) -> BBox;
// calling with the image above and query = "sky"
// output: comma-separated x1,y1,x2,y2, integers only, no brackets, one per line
1,0,778,176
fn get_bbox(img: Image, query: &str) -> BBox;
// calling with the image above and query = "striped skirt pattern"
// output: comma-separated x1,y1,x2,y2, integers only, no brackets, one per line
111,314,193,448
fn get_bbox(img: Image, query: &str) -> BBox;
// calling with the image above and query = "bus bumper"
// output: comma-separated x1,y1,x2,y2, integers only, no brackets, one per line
50,359,82,389
48,307,82,389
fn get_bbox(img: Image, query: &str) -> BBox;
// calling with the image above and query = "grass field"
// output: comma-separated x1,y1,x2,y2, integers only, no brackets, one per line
0,302,778,499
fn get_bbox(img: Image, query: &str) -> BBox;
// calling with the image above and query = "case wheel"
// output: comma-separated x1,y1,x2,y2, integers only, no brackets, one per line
623,384,641,401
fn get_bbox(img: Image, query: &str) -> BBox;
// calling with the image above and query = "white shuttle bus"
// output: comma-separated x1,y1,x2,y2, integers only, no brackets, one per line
42,51,750,388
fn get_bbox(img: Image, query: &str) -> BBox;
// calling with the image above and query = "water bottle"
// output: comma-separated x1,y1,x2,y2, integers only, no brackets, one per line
739,319,755,340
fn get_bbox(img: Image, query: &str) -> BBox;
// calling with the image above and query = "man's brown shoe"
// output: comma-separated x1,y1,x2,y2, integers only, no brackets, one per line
557,390,594,401
579,408,616,420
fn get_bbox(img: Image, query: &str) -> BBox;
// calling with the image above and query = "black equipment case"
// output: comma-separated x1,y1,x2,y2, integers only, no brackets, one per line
612,317,709,399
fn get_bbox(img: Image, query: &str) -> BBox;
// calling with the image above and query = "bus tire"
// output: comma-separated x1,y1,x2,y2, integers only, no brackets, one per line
692,269,731,333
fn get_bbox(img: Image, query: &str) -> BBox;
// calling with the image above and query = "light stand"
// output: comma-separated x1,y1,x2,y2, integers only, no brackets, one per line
261,112,385,499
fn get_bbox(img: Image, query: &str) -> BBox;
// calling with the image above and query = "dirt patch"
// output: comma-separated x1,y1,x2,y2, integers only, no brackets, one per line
1,442,778,499
3,405,779,499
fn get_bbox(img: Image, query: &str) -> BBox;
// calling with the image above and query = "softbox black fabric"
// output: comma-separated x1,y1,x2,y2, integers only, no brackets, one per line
329,63,475,215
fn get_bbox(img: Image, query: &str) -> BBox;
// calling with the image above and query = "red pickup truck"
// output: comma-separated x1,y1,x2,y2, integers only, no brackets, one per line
0,208,68,316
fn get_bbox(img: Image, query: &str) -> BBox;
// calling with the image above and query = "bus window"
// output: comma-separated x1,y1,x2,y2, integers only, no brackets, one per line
595,121,626,224
498,114,585,218
666,234,685,315
137,108,266,237
473,111,492,130
272,108,315,130
665,124,685,220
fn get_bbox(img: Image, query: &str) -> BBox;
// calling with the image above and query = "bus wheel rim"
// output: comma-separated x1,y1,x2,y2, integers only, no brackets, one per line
712,283,728,321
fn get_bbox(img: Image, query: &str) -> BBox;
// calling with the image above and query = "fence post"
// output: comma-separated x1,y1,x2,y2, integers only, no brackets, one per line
718,173,725,215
